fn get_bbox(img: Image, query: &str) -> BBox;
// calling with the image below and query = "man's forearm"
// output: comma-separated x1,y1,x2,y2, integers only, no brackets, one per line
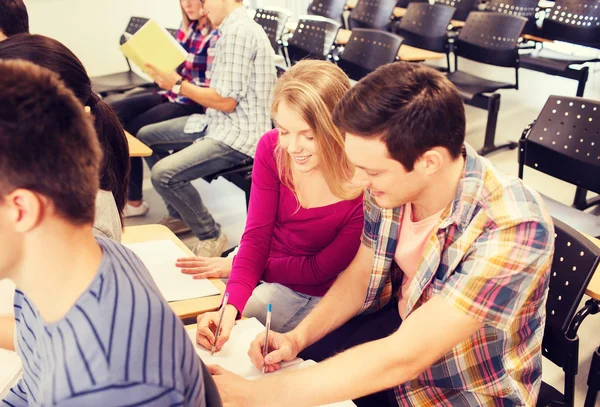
290,245,373,351
180,82,237,112
0,316,15,351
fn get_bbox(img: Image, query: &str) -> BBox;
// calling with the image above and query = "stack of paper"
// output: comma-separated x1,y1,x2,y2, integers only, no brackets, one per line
187,318,356,406
0,279,15,316
120,19,188,72
125,240,220,302
0,349,21,399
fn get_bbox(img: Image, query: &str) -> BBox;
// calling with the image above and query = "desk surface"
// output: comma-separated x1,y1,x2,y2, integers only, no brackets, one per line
126,131,153,158
122,225,226,319
335,29,444,61
585,234,600,301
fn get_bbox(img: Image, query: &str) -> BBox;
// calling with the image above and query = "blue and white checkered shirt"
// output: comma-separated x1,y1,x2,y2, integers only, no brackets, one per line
184,6,276,158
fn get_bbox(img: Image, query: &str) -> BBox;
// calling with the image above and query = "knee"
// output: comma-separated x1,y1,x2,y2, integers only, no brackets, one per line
137,124,156,146
150,160,171,189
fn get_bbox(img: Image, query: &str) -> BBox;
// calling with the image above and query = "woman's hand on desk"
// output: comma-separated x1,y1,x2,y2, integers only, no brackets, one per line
248,331,301,373
195,305,237,352
144,64,181,91
177,256,233,279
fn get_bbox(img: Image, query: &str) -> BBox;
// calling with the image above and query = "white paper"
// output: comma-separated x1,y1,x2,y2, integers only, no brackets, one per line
0,280,15,316
125,240,220,302
187,318,356,407
0,349,21,399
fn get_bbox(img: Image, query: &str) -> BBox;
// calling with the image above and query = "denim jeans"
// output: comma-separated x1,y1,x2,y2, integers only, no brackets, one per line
137,116,251,240
242,283,322,333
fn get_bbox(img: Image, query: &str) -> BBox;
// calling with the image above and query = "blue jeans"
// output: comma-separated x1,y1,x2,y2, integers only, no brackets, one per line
137,116,251,240
242,283,322,333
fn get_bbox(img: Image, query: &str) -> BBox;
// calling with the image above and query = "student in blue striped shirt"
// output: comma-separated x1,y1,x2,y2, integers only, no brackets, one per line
0,60,218,406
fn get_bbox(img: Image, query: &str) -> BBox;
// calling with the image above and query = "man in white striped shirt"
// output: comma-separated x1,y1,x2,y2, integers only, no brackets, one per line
0,59,217,406
137,0,276,258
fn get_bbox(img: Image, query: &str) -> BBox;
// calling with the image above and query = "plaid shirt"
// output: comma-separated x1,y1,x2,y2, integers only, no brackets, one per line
162,21,219,105
361,143,554,406
184,7,276,157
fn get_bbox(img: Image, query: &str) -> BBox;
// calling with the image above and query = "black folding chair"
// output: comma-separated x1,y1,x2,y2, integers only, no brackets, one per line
536,218,600,407
348,0,397,30
518,95,600,238
285,16,341,64
91,17,153,96
584,344,600,407
447,12,526,156
335,29,403,81
435,0,479,22
204,160,254,212
391,2,455,70
253,8,291,54
484,0,540,35
307,0,347,24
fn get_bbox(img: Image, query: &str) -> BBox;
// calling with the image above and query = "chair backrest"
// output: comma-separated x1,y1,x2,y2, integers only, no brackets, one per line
393,3,455,53
485,0,539,34
120,16,149,45
253,8,291,53
287,16,341,63
541,217,600,369
541,0,600,48
454,12,527,67
435,0,478,21
337,29,403,81
348,0,397,30
307,0,347,21
519,95,600,195
166,28,179,39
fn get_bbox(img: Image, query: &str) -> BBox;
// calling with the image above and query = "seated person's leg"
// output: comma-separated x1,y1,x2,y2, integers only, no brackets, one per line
243,283,321,333
148,134,249,257
109,90,165,134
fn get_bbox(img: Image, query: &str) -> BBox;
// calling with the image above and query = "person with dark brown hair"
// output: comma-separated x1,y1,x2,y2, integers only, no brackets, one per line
0,0,28,41
0,34,130,241
210,62,554,407
0,59,217,407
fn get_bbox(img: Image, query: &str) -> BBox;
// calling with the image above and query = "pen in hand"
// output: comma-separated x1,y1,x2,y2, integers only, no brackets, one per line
262,303,272,374
211,292,229,356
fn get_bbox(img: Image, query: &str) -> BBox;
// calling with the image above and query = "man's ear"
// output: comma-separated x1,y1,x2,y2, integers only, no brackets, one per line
416,149,444,176
5,189,45,233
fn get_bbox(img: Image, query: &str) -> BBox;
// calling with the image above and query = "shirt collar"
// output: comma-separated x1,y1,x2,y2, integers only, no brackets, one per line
219,6,248,31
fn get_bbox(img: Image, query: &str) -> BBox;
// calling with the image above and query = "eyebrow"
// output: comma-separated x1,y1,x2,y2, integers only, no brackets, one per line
274,122,312,134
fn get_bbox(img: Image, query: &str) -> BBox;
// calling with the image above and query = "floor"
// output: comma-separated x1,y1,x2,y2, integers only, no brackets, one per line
125,56,600,405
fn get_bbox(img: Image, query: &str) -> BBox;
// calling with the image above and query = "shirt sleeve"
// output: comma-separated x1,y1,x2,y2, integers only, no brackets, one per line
52,383,198,407
226,131,280,313
212,25,255,101
438,220,554,331
261,200,364,285
2,379,28,406
361,189,381,250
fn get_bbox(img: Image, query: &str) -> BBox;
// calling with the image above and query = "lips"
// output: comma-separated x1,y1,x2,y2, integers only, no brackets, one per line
370,189,384,197
293,155,311,165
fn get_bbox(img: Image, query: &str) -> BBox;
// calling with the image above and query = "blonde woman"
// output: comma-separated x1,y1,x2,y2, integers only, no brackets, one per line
111,0,219,219
191,60,364,351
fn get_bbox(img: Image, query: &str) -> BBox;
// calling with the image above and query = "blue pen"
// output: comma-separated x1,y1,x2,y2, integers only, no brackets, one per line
262,303,272,373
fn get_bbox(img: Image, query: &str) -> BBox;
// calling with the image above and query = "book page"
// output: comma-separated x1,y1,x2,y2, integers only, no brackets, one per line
125,240,220,302
0,349,21,399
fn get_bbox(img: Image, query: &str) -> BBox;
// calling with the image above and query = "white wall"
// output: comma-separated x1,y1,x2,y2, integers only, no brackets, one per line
24,0,309,77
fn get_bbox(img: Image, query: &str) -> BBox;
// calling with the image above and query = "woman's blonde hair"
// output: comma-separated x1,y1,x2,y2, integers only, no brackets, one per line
272,60,362,202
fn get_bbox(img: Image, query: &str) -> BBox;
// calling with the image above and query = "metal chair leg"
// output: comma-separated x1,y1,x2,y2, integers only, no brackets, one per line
478,93,518,156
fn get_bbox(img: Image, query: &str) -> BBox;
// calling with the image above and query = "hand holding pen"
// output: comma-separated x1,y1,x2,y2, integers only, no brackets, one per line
196,292,236,352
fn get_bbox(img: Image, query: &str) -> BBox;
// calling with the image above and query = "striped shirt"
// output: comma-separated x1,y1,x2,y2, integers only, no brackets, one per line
360,143,554,406
2,237,206,407
184,6,276,158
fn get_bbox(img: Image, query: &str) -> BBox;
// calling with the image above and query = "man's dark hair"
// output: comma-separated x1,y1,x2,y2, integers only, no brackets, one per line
333,62,466,171
0,59,101,224
0,0,29,37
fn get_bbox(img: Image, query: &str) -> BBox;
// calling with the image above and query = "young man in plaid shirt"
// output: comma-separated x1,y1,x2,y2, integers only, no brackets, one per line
211,63,555,407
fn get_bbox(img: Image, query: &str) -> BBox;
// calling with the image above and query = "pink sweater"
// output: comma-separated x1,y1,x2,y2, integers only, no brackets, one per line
226,130,364,313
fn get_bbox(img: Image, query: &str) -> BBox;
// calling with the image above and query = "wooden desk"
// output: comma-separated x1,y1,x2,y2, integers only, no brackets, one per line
335,29,444,61
584,234,600,301
122,224,226,319
126,131,153,157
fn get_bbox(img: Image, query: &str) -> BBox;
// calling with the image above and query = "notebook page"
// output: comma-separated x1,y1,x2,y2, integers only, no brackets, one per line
0,349,21,399
125,240,220,302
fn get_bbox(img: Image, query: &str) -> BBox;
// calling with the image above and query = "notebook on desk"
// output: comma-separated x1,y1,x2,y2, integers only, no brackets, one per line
120,19,188,73
125,240,220,302
0,349,21,399
186,318,356,406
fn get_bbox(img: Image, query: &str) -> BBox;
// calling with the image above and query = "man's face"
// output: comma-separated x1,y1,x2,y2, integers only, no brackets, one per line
345,133,426,209
202,0,228,26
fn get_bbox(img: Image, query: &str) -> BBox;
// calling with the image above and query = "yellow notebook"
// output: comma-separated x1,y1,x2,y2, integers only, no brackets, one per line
120,19,188,73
